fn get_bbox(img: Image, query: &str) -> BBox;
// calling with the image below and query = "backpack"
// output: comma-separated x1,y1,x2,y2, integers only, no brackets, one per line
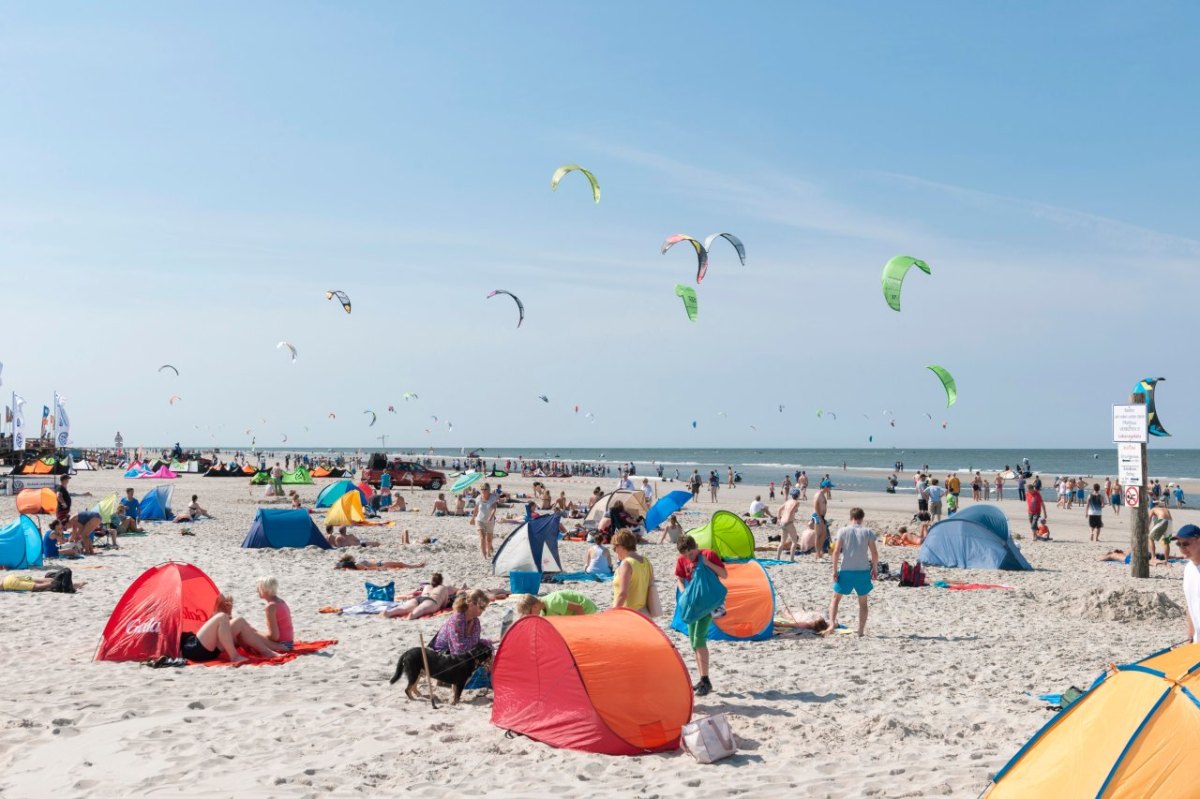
899,561,925,588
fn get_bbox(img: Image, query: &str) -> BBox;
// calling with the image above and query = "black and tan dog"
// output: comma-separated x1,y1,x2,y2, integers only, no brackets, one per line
389,642,492,704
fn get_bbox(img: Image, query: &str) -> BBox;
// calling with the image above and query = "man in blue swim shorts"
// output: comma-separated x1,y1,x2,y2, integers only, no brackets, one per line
823,507,879,638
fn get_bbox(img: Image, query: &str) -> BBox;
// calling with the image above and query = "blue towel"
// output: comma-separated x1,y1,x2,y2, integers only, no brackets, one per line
549,571,613,583
755,558,799,567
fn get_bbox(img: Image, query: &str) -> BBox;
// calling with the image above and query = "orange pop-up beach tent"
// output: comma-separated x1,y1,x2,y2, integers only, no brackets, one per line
15,487,57,516
492,609,692,755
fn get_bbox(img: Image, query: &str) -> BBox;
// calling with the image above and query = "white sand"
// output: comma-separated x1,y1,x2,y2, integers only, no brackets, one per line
1,470,1195,798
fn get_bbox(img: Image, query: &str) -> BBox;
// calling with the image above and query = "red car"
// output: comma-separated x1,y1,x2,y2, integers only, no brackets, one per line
363,460,446,490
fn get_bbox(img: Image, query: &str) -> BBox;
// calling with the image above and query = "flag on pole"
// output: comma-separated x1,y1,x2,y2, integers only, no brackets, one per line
12,393,25,452
54,392,70,448
40,405,49,437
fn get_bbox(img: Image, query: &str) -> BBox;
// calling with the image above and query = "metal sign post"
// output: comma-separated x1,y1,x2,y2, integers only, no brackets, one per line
1115,397,1150,578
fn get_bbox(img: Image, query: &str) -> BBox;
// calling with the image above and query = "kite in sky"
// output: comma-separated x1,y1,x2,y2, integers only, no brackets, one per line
328,412,337,419
1133,377,1170,436
881,256,931,312
325,290,351,313
364,410,377,427
703,232,746,266
387,405,396,413
691,420,697,429
403,392,418,401
779,405,784,413
538,395,549,403
487,289,525,328
281,434,288,443
277,341,297,362
550,164,601,203
674,284,697,321
158,364,179,376
927,365,957,407
168,395,181,405
662,234,709,284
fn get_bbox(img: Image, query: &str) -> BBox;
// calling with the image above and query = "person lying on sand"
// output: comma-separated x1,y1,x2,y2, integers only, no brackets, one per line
335,554,425,570
325,526,381,548
2,571,85,592
883,525,924,546
381,573,452,618
1099,549,1126,562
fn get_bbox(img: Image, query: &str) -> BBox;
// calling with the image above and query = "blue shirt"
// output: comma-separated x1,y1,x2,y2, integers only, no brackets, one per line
380,472,392,489
120,497,140,518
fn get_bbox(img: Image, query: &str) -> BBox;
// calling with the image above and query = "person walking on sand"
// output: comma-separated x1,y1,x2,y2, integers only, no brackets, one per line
472,482,500,559
776,489,801,560
1026,483,1046,535
798,471,809,500
823,507,879,638
812,483,831,557
1176,525,1200,642
925,478,944,522
675,534,727,696
1085,483,1105,542
708,470,720,503
1150,503,1174,563
727,466,735,490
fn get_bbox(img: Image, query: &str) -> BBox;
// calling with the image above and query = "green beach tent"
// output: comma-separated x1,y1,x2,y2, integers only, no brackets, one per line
688,510,755,560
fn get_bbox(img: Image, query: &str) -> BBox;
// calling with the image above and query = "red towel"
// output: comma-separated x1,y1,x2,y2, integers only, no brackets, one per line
193,639,337,667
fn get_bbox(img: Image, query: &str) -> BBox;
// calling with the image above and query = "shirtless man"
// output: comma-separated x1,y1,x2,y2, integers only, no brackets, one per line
1150,503,1174,563
776,489,802,560
797,471,809,501
811,484,831,558
381,573,452,618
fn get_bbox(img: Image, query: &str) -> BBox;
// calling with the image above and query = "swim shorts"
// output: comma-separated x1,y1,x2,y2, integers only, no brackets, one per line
833,569,873,596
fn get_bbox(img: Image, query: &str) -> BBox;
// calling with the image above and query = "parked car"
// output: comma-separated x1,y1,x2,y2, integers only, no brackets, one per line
362,457,446,490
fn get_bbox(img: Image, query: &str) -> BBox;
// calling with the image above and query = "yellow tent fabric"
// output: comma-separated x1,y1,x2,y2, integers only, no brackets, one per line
984,644,1200,798
92,494,118,524
688,510,754,560
324,492,367,527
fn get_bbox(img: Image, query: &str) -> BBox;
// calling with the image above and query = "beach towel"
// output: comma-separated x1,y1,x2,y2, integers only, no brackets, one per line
931,580,1014,590
339,599,401,615
193,639,336,667
754,559,800,567
548,571,613,583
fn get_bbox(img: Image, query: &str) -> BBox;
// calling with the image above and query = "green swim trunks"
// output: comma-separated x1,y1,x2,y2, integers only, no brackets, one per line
687,614,711,650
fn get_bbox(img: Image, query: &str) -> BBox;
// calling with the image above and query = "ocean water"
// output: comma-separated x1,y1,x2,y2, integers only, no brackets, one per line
382,447,1199,493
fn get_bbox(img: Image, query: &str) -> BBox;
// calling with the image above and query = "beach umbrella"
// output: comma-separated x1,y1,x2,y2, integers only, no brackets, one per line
643,490,693,532
452,471,483,493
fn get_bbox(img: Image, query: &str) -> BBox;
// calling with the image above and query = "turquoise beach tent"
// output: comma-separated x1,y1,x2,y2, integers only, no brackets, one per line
138,485,175,521
315,479,367,509
0,515,43,569
918,504,1032,571
241,509,331,549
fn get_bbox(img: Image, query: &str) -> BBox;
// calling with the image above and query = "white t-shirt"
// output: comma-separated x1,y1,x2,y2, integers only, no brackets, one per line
1185,562,1200,643
642,483,654,501
748,500,768,516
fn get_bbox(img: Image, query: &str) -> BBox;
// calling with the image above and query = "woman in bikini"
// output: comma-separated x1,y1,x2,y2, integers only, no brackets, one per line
335,554,426,570
381,573,452,618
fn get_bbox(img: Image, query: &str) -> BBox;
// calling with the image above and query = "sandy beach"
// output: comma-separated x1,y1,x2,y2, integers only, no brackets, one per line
0,470,1193,799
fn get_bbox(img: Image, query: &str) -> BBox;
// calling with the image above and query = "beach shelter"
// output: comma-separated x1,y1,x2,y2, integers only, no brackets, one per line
0,515,43,569
91,494,119,524
491,514,563,576
644,490,693,533
281,466,313,485
15,488,57,516
584,490,649,528
324,491,368,527
492,609,693,755
355,481,375,501
241,509,331,550
919,504,1032,571
138,485,175,521
670,560,775,641
315,479,367,509
688,510,755,560
94,562,220,662
983,643,1200,798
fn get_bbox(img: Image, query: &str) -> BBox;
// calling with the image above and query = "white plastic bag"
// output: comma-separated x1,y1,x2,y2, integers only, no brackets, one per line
680,714,737,763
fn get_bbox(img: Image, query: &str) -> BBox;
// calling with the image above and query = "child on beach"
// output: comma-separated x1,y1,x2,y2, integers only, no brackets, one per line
823,507,879,638
257,576,294,651
675,535,728,696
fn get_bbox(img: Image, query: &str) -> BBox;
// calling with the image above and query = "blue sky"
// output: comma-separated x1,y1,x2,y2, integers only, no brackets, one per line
2,2,1197,450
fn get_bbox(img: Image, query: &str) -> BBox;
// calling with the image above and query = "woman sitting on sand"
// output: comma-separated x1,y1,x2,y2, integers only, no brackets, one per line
288,491,303,509
430,589,493,656
658,514,684,545
381,573,452,618
584,533,613,575
325,526,382,548
453,493,466,516
335,554,426,570
432,493,450,516
392,493,407,512
181,593,285,663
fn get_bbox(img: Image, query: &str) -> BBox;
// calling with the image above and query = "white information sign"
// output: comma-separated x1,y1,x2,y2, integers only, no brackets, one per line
1113,404,1148,444
1118,443,1143,487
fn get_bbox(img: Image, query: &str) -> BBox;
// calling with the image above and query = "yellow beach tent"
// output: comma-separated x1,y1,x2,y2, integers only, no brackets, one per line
984,643,1200,798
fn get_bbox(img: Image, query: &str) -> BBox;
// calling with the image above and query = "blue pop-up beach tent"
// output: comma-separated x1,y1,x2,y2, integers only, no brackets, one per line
138,485,175,521
0,515,43,569
241,509,331,549
919,504,1032,571
492,514,563,576
315,479,367,509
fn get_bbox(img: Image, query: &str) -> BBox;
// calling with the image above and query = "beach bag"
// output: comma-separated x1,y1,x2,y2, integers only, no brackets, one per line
678,560,727,624
681,714,737,764
899,561,925,588
365,581,395,601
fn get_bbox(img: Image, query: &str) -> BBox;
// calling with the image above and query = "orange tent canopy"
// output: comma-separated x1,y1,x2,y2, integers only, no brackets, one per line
16,487,57,515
